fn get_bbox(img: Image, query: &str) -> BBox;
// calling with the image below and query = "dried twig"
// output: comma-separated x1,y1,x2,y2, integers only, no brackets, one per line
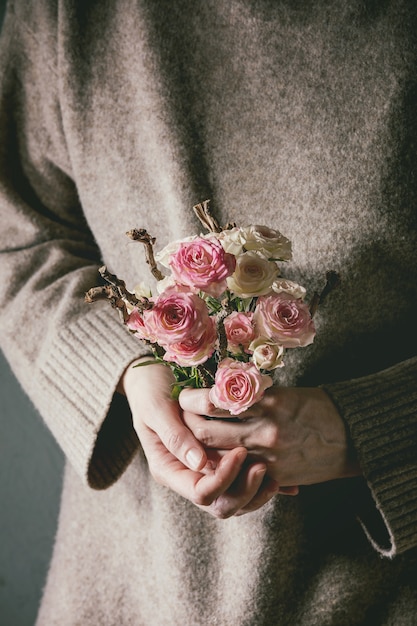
217,317,228,361
193,200,222,233
309,270,341,317
84,285,117,304
98,266,139,306
85,265,154,324
126,228,165,281
85,284,130,322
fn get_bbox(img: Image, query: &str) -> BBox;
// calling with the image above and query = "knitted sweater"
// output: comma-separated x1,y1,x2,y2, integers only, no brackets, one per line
1,0,417,624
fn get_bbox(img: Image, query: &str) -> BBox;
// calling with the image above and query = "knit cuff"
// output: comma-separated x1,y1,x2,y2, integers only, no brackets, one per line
323,357,417,557
36,305,149,489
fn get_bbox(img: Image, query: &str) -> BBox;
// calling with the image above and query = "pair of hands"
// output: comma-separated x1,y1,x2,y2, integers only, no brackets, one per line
121,358,361,519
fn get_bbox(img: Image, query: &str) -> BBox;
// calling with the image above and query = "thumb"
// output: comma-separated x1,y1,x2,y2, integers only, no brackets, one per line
122,358,208,471
152,399,208,471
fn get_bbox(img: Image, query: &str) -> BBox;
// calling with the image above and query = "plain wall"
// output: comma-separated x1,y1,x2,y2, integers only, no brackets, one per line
0,353,63,626
0,1,65,624
0,352,64,626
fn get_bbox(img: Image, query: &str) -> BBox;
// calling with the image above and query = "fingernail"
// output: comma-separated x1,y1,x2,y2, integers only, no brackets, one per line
255,467,266,480
185,447,204,470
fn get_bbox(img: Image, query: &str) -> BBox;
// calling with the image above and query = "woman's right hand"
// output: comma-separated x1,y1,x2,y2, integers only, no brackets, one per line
120,358,281,518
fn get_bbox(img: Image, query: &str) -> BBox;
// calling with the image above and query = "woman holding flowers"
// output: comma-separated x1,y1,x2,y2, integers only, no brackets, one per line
1,0,417,624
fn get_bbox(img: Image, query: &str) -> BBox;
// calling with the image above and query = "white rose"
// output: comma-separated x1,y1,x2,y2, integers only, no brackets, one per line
243,225,292,260
249,338,285,370
216,227,247,255
156,275,177,294
226,251,279,298
272,278,306,300
134,282,153,299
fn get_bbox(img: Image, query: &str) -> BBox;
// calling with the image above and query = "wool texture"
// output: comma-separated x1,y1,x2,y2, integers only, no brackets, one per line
1,0,417,624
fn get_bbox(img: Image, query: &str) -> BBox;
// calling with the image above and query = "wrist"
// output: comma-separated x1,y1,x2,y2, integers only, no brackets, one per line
318,389,362,480
117,355,156,396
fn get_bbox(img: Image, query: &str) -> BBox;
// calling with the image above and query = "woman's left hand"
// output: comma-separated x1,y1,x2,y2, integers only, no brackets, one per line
179,387,362,488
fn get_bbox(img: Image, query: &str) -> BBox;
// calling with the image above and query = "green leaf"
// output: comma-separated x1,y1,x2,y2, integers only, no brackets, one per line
133,359,165,368
172,377,198,388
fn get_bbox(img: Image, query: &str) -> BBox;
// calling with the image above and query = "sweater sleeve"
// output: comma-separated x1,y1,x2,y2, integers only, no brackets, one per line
0,0,147,489
323,356,417,558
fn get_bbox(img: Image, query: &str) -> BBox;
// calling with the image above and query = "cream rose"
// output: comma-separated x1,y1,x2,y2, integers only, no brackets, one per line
134,282,152,299
272,278,306,300
242,225,292,260
249,338,285,370
216,227,247,255
218,225,292,261
226,251,279,298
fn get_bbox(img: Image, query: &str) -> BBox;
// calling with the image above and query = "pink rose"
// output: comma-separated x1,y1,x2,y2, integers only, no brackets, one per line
254,292,315,348
224,311,255,353
209,358,273,415
163,320,217,366
143,291,210,346
126,308,150,340
169,236,236,297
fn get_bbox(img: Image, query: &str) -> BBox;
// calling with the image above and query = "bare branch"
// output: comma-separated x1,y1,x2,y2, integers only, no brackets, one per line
85,284,130,322
310,271,341,317
193,200,222,233
319,271,341,304
84,285,116,304
126,228,165,281
98,265,139,306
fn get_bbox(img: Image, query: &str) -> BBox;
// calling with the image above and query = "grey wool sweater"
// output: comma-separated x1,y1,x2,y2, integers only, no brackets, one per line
1,0,417,624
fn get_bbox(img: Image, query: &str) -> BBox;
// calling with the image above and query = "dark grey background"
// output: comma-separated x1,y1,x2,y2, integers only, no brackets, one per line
0,1,65,624
0,351,64,626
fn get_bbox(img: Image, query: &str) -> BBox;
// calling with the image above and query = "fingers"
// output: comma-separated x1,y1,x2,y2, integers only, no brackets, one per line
138,426,249,508
122,362,299,517
137,402,208,471
235,475,281,515
178,387,228,418
154,407,207,471
123,360,208,471
182,409,251,450
211,468,298,518
206,462,267,518
179,387,262,419
136,425,291,518
195,449,253,510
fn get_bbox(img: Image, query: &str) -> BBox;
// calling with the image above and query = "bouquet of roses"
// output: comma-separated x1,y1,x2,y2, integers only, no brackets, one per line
86,201,339,415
